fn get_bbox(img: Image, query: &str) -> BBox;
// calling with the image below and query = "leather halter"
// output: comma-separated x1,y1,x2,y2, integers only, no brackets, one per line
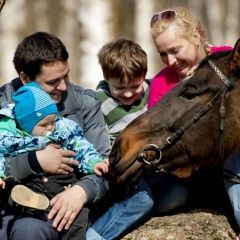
137,60,239,174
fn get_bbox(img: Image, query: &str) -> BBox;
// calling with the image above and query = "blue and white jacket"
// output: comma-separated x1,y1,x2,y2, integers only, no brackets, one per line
0,104,103,178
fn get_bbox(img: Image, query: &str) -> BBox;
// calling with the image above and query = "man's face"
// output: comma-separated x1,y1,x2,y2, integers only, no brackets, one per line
32,61,70,104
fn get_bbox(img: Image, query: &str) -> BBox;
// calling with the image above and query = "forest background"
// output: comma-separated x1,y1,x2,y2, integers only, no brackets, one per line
0,0,239,90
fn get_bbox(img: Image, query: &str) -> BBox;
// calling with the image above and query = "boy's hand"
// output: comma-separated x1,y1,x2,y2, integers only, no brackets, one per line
36,143,78,174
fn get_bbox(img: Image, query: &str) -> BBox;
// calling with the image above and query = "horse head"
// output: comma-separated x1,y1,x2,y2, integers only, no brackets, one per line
108,38,240,185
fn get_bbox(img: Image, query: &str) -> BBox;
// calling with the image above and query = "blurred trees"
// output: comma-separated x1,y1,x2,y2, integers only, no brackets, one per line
0,0,239,89
0,0,6,12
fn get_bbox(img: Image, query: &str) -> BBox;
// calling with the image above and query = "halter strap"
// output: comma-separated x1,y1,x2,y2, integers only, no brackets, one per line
208,60,234,90
137,59,235,170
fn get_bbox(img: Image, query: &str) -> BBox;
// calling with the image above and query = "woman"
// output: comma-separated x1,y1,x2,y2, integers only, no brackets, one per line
147,6,240,239
148,6,232,108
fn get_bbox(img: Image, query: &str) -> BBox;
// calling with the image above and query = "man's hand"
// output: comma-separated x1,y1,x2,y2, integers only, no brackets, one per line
36,143,78,174
48,185,87,231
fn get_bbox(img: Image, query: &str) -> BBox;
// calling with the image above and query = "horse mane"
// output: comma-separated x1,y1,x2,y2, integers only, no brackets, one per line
198,50,232,68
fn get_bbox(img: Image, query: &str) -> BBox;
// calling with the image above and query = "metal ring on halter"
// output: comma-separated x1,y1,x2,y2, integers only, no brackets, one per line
138,144,162,165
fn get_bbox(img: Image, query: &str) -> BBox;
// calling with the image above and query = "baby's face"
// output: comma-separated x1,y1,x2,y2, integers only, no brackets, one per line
107,76,145,106
31,114,56,136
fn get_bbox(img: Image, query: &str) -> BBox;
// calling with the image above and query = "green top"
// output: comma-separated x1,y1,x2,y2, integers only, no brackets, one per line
96,79,150,145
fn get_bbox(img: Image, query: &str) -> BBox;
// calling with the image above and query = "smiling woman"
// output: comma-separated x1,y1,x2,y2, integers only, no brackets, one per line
148,6,233,109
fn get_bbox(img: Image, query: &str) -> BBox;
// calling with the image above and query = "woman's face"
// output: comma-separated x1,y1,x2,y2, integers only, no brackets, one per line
155,28,204,77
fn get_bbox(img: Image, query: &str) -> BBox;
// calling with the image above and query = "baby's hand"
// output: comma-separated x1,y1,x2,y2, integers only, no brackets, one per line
93,159,109,176
0,178,6,189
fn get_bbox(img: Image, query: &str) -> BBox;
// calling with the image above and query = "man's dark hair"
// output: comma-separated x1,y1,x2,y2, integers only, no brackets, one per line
13,32,69,80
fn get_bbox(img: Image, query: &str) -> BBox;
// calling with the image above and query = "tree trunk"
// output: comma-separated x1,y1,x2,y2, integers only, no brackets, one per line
0,0,6,13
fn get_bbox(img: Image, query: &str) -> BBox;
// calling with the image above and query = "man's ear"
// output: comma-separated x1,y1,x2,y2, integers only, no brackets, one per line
19,72,30,85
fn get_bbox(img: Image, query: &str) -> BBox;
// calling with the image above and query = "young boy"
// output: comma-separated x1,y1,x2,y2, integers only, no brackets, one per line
96,37,150,145
0,82,108,239
86,37,153,240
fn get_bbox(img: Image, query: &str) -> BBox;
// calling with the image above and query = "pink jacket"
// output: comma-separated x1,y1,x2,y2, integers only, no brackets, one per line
148,46,233,109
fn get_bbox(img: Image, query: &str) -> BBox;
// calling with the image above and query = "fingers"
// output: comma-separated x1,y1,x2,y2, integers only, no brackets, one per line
0,181,5,189
93,162,109,176
48,194,59,218
63,158,78,166
48,143,62,148
94,169,102,176
57,157,78,174
58,158,78,174
102,163,109,173
103,159,109,166
56,209,76,231
57,163,74,175
61,149,76,158
48,187,85,231
64,212,76,230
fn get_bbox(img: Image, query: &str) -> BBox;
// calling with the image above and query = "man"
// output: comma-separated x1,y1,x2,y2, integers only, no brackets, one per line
0,31,110,239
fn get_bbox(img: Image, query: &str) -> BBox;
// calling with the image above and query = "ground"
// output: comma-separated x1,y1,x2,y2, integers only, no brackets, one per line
120,168,240,240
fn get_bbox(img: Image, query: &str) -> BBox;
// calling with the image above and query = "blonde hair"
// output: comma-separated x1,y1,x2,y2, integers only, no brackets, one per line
151,6,211,56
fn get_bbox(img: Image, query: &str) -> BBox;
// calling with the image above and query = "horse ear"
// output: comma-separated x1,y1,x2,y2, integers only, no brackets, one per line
229,38,240,72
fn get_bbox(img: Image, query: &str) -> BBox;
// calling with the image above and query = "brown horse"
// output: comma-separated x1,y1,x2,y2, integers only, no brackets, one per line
108,38,240,185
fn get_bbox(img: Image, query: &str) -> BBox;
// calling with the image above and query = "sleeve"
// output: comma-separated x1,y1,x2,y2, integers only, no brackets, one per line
0,154,6,178
6,153,35,181
52,117,103,174
148,76,165,109
148,68,179,109
1,132,49,180
75,174,109,204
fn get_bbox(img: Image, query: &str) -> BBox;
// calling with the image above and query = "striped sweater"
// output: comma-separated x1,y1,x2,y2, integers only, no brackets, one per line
96,79,150,145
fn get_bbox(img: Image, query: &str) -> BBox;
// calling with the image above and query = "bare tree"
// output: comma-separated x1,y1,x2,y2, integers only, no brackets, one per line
0,0,240,89
0,0,6,13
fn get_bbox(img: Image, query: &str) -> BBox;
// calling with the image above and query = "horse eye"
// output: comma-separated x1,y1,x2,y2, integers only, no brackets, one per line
181,89,196,99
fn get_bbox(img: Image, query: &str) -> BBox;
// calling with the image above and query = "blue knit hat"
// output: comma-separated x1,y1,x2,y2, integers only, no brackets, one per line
13,82,58,134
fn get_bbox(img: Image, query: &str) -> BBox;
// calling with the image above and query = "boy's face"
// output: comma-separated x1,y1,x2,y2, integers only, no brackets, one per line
107,77,145,106
31,114,56,136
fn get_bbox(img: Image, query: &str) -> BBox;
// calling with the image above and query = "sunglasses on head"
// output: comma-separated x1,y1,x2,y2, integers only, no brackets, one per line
150,10,192,28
